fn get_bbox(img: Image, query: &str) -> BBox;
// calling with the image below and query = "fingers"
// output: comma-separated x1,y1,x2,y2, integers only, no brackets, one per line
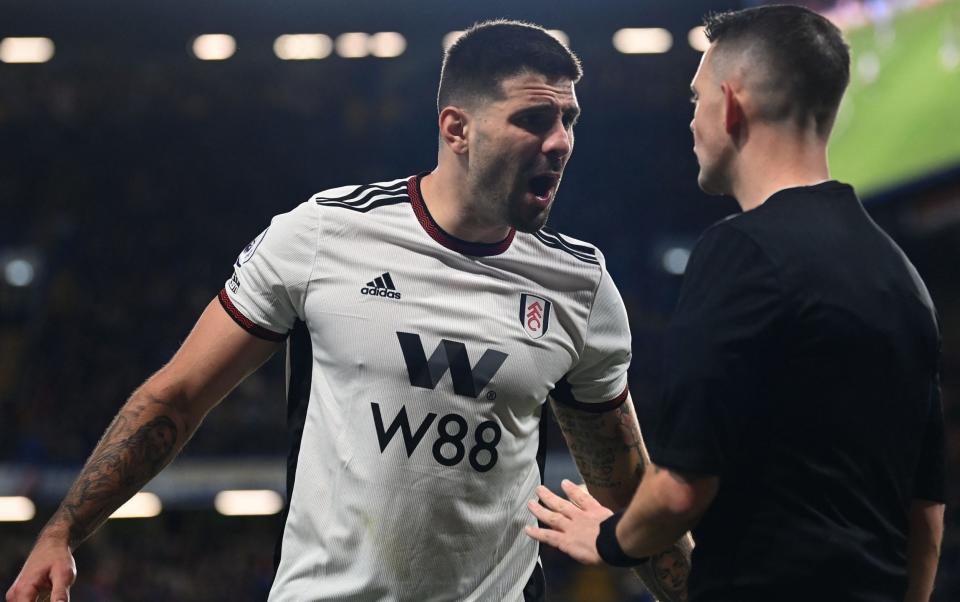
560,479,598,509
6,551,75,602
527,499,567,528
5,578,39,602
524,525,563,549
49,565,75,602
534,485,577,515
525,524,603,566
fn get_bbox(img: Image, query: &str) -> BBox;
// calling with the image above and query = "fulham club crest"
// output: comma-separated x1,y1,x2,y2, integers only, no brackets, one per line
520,293,551,340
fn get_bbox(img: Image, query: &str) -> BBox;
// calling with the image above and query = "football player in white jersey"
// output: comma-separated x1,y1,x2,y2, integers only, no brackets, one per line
7,20,689,602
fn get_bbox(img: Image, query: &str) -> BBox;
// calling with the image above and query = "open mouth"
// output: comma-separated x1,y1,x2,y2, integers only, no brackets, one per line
528,174,558,201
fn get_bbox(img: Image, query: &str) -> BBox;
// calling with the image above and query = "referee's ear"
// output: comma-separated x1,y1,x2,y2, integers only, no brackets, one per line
721,82,746,141
439,106,470,155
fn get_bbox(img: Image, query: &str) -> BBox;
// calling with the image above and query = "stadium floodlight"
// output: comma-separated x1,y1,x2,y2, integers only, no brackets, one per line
442,31,465,51
612,28,674,54
0,37,55,64
4,258,35,287
192,34,236,61
546,30,570,47
662,247,691,275
369,32,406,58
274,34,333,60
0,497,36,522
214,490,284,516
336,32,370,58
109,492,162,519
688,26,710,52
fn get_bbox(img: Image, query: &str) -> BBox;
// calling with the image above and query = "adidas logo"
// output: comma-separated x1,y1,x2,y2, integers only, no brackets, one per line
360,272,402,300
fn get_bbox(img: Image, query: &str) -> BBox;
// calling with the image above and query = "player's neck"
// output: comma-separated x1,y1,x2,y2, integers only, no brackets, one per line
731,128,831,212
420,169,513,243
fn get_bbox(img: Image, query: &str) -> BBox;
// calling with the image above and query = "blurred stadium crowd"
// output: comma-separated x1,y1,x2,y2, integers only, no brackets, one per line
2,1,960,600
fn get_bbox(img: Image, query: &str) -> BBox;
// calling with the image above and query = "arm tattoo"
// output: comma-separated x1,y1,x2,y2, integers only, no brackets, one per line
46,410,180,547
633,537,693,602
654,546,691,601
550,400,646,493
614,403,647,482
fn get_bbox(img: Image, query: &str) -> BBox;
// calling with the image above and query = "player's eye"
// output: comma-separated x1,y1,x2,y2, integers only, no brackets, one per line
515,112,552,133
689,94,698,105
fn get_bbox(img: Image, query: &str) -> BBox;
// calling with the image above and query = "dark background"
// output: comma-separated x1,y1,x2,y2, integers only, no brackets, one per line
1,1,958,600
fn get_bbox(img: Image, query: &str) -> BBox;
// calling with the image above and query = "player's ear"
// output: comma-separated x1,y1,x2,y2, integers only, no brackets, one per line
439,106,469,155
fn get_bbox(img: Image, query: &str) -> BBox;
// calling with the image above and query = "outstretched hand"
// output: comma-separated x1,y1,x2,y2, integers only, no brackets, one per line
525,479,614,565
5,533,76,602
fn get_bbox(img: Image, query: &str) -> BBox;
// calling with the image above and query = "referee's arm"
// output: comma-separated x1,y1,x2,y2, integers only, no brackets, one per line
6,297,280,602
905,375,947,602
613,463,718,559
905,499,944,602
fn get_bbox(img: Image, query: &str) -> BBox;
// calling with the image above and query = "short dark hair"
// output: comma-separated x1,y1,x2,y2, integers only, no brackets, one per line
704,5,850,137
437,20,583,113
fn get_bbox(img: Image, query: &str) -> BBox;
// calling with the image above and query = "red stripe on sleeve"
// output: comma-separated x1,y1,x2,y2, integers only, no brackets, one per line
217,289,288,342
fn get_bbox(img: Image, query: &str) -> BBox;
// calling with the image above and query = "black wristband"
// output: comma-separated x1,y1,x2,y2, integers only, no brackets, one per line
596,511,650,567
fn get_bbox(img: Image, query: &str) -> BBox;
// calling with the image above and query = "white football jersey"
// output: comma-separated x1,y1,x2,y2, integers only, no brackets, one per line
220,175,631,602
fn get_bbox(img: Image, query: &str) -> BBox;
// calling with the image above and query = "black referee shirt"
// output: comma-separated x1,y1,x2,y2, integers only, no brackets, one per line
648,181,946,602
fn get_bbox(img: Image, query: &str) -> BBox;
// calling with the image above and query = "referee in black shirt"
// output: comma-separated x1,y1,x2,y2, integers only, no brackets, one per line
526,5,946,601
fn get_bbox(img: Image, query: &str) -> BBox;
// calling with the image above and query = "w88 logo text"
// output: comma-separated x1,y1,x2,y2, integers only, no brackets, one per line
371,403,501,473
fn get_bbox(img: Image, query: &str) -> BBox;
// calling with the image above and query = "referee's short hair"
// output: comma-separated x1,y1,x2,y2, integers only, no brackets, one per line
704,5,850,137
437,20,583,113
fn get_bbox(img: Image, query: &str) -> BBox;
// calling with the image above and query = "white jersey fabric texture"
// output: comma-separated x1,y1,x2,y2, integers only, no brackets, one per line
219,175,632,602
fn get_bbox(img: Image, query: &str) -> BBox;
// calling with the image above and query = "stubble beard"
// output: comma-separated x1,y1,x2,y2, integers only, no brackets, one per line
469,133,557,234
476,158,555,234
509,190,553,233
697,148,734,197
469,148,546,234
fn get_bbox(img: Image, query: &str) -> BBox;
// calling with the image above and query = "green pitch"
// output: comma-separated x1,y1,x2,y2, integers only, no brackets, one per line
828,0,960,195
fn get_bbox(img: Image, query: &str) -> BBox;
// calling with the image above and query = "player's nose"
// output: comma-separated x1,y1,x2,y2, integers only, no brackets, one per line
542,121,572,159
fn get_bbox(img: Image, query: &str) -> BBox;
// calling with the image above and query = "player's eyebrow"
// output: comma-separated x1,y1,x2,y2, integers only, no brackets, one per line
516,102,558,114
514,103,581,125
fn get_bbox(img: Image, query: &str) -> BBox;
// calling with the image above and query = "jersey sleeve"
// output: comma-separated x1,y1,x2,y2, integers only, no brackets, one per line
648,222,784,475
913,373,947,502
219,200,319,340
551,256,632,412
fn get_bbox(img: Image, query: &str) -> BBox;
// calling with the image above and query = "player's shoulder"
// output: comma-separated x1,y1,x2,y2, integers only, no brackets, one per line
268,176,411,230
310,176,411,216
522,226,605,270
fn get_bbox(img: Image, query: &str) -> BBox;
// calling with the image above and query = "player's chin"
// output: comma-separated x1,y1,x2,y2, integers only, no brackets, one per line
510,197,553,233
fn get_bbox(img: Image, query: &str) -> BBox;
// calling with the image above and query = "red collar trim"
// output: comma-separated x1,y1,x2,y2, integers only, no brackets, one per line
407,175,515,257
